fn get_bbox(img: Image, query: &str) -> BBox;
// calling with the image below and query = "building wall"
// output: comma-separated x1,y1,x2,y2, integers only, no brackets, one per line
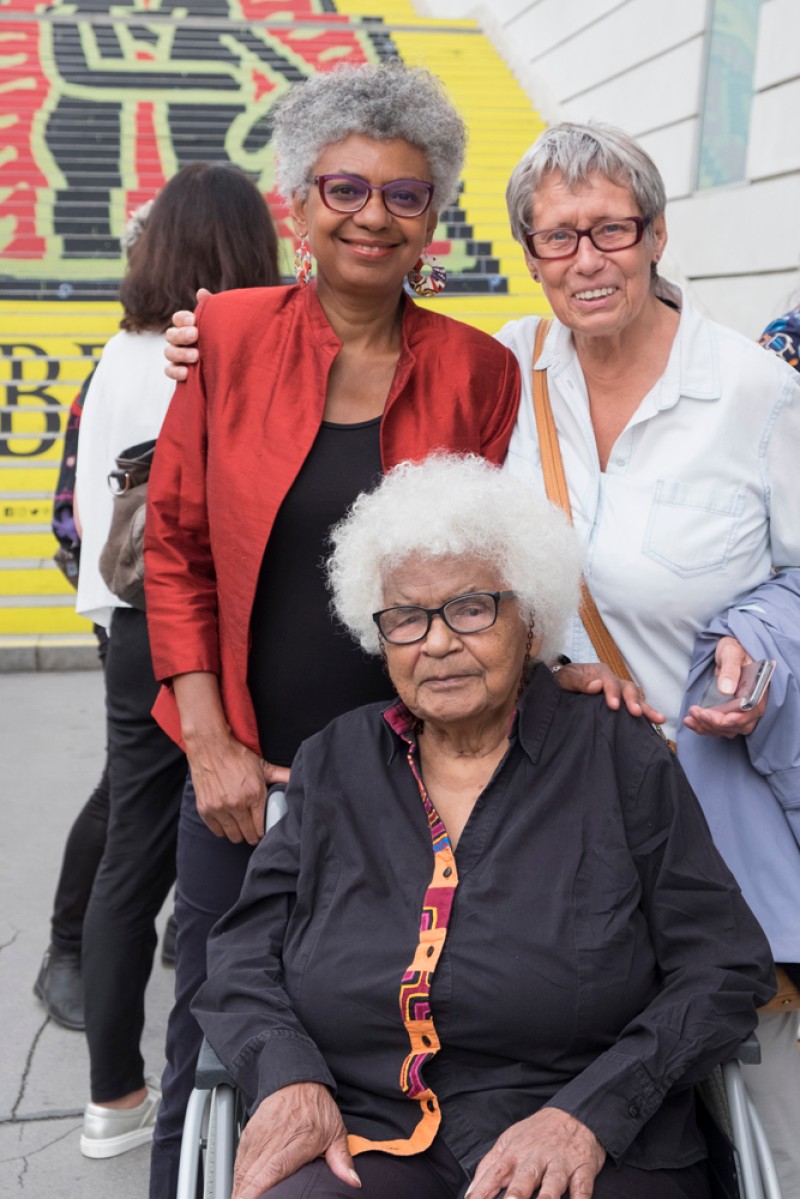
419,0,800,337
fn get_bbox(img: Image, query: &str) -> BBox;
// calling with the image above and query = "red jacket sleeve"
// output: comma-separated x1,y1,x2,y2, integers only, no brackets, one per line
144,300,221,683
480,346,520,465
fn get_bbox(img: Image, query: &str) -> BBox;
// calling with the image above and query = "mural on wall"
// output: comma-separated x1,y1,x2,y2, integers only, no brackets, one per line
0,0,513,635
2,0,505,296
697,0,762,189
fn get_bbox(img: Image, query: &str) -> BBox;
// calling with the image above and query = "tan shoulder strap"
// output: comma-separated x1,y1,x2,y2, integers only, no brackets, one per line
532,319,633,684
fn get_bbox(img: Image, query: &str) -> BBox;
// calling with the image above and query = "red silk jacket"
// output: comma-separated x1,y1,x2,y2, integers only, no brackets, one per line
144,282,520,754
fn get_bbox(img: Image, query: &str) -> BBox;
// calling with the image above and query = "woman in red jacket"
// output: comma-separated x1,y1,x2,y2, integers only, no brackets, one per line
144,60,520,1196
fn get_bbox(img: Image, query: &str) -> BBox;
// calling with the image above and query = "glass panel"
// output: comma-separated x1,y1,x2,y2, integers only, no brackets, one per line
697,0,762,189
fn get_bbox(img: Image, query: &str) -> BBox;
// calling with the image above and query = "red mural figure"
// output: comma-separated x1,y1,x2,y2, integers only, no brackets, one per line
5,0,380,282
2,1,507,298
0,0,50,263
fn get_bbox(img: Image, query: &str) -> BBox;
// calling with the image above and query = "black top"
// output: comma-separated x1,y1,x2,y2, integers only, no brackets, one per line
247,418,390,766
195,666,773,1173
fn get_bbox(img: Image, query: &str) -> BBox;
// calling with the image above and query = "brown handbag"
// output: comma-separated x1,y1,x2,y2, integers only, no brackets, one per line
98,439,156,610
760,965,800,1013
531,319,675,749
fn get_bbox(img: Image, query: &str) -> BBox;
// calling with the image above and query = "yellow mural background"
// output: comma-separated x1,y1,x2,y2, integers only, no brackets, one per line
0,0,547,644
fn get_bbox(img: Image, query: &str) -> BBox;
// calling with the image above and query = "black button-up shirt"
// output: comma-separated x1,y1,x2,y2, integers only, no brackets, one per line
194,665,773,1173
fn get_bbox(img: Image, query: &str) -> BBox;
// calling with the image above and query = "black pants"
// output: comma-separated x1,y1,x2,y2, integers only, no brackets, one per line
82,607,186,1102
262,1146,710,1199
50,626,109,954
149,775,253,1198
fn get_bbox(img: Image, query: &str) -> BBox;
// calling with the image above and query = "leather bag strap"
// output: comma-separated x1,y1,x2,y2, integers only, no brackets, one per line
532,319,633,683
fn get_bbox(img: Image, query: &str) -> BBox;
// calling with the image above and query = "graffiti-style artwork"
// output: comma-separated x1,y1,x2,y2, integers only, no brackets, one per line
3,1,374,294
1,1,517,636
1,0,507,297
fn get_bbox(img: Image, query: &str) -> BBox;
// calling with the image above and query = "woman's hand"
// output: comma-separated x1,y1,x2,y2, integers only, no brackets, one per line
554,662,666,726
187,728,289,844
164,287,210,381
232,1082,360,1199
173,671,290,844
683,636,768,739
467,1107,606,1199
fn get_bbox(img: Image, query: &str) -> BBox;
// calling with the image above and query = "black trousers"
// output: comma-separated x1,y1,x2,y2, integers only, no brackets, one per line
149,775,253,1198
82,607,186,1102
262,1147,710,1199
50,626,109,953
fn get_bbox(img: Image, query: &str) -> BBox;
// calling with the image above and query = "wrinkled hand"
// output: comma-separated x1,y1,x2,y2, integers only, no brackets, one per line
467,1107,606,1199
186,728,289,844
554,662,666,726
232,1082,360,1199
163,287,210,380
684,636,768,738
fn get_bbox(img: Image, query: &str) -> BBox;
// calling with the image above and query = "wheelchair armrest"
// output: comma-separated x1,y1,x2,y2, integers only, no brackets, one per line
735,1034,761,1066
196,1037,237,1089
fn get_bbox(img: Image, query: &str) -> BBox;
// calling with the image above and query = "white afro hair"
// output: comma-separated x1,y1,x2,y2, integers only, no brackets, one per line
327,453,582,663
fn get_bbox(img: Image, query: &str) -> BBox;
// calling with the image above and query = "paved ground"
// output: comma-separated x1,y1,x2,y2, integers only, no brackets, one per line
0,670,174,1198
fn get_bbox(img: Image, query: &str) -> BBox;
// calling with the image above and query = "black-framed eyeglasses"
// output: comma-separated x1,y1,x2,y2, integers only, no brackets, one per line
373,591,517,645
314,173,435,218
524,216,650,260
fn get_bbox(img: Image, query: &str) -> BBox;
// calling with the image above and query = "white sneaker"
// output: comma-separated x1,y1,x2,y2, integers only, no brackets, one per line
80,1079,161,1159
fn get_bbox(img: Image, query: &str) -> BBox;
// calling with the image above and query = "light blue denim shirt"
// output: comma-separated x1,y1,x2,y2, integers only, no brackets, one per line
677,570,800,962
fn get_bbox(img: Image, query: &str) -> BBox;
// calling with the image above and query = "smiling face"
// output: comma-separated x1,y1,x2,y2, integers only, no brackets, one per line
528,169,667,342
381,553,534,734
292,133,439,300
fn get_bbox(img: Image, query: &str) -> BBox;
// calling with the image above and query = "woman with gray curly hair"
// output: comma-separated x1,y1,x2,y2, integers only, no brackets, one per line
145,61,519,1194
194,454,771,1199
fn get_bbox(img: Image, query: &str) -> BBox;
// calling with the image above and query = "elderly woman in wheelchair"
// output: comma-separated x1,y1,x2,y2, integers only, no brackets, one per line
193,455,774,1199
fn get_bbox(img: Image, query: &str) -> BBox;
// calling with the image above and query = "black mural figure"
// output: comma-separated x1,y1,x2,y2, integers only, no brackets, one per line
43,0,359,258
41,0,498,289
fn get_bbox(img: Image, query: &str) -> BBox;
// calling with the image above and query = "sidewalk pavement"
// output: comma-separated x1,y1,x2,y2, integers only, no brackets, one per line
0,670,175,1198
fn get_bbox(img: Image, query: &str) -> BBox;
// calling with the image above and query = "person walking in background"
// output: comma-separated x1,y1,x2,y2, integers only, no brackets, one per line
760,298,800,369
75,162,280,1161
34,203,153,1034
34,367,108,1033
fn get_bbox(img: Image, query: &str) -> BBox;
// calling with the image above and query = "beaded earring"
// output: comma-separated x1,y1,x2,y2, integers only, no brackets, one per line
407,251,446,297
517,617,536,700
294,238,313,286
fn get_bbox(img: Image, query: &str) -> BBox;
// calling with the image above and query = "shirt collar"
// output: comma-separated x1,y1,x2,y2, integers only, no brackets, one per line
516,664,562,763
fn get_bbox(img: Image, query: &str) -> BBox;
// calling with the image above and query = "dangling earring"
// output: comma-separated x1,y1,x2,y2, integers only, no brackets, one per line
407,250,446,297
294,238,313,286
517,617,536,700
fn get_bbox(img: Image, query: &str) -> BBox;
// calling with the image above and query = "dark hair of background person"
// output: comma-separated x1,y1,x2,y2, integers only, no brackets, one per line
119,161,280,332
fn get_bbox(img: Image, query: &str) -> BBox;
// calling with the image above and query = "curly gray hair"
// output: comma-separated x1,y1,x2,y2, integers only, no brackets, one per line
119,199,153,255
327,453,581,664
272,60,466,210
506,121,666,249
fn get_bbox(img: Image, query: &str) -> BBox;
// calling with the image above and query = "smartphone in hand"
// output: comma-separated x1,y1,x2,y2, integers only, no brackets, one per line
702,659,776,713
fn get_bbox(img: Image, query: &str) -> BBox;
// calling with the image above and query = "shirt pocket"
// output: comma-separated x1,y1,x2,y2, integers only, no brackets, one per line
643,480,746,578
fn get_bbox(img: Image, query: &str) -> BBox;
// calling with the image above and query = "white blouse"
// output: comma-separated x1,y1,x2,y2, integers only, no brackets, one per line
497,281,800,738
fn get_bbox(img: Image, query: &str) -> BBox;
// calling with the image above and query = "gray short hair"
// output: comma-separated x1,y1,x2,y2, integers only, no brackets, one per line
327,454,581,663
272,60,466,210
506,121,666,247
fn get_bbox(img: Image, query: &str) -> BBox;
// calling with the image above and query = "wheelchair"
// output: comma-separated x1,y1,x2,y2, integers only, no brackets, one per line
176,787,782,1199
177,1036,782,1199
